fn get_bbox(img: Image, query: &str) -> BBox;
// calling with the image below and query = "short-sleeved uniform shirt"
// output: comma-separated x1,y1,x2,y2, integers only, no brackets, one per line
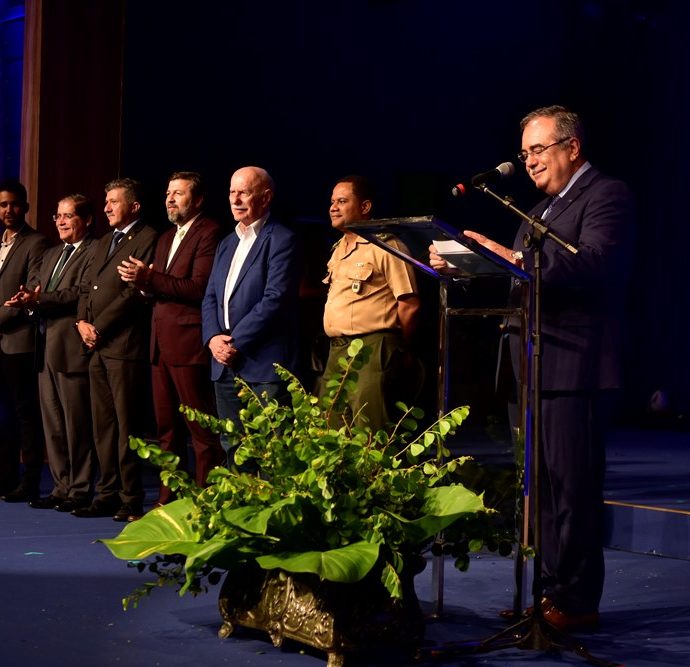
323,235,417,337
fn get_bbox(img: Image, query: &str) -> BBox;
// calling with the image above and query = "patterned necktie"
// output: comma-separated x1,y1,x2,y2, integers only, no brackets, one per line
108,230,125,257
46,244,75,292
542,195,561,220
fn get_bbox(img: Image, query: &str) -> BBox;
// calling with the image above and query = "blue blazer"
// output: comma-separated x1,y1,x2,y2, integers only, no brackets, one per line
201,216,300,383
509,166,636,391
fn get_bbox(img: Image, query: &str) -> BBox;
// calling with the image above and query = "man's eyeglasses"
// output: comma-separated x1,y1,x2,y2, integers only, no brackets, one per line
517,137,572,163
53,213,77,221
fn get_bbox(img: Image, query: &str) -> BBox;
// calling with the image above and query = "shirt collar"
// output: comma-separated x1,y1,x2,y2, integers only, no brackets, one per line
175,214,199,236
557,161,592,198
116,219,139,236
1,223,26,246
234,213,269,240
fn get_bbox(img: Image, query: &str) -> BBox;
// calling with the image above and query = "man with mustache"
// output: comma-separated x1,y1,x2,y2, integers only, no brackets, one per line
74,178,157,521
118,172,226,503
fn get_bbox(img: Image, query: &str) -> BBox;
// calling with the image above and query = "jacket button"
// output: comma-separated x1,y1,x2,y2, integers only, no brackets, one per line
93,285,98,290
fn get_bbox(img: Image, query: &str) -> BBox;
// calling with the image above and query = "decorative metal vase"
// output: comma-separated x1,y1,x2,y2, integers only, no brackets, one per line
218,557,426,666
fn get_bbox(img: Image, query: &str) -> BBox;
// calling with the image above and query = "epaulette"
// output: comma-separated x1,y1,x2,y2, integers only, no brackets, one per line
330,238,343,252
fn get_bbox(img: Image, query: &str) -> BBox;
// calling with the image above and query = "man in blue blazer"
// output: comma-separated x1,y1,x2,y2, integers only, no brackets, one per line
201,166,299,461
432,106,635,631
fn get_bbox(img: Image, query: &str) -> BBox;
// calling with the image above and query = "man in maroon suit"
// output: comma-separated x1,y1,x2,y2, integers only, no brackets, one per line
118,171,226,504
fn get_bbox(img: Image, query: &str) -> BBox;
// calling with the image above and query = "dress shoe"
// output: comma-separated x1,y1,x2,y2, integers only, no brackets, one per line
29,495,64,509
55,498,90,513
499,596,551,620
543,604,600,632
72,501,121,518
113,503,143,522
2,487,39,503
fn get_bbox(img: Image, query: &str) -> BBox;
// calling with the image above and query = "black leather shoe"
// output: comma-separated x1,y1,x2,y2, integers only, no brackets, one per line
72,501,121,518
113,503,143,522
55,498,90,513
2,487,39,503
29,495,64,509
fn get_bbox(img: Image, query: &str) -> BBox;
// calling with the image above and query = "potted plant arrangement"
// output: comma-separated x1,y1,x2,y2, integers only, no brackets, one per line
100,340,508,666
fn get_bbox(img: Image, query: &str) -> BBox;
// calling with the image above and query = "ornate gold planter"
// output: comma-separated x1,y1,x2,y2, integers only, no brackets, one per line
218,559,426,666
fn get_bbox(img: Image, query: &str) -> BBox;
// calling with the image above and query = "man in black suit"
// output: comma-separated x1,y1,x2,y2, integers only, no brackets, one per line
5,194,97,512
431,105,635,630
74,178,157,521
0,180,50,502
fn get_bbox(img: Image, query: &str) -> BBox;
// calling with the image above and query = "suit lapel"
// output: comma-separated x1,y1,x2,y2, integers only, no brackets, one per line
545,167,599,224
0,228,26,276
230,221,271,297
97,222,144,273
49,239,93,290
40,246,62,286
166,219,201,273
158,228,176,273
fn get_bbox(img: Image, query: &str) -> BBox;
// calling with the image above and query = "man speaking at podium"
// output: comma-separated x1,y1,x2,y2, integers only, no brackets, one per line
431,105,635,631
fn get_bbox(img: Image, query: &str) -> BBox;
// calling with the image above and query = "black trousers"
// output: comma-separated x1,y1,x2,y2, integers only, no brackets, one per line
534,390,613,614
0,351,45,493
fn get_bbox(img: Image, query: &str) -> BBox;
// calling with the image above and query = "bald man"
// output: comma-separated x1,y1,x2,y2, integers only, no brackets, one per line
201,167,300,464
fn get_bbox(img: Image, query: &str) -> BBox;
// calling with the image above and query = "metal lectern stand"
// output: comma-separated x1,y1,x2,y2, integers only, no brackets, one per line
345,216,530,617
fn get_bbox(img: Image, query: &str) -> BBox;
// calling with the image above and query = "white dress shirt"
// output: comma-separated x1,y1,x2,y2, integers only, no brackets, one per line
223,215,268,329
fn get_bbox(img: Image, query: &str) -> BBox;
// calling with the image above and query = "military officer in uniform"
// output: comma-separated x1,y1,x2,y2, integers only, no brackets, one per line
320,175,420,432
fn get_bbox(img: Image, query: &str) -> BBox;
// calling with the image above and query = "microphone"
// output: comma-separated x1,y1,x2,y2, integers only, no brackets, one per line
451,161,515,196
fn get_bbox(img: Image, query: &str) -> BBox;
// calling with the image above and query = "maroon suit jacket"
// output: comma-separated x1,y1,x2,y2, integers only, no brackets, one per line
143,215,227,365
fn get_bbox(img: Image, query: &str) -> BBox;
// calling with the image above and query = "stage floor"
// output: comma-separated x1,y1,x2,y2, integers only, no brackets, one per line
1,427,689,666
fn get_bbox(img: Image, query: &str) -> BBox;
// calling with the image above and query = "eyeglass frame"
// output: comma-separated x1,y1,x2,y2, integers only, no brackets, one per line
517,137,572,163
52,213,77,221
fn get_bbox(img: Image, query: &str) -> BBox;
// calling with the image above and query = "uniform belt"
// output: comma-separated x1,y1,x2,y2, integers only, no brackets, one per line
329,330,400,347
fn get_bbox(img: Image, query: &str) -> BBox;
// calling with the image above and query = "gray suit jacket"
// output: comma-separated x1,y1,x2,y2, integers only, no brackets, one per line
32,237,97,373
0,225,50,355
77,221,157,361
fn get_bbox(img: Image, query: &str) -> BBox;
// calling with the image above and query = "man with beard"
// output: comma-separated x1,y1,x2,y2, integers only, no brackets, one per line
118,172,226,503
0,180,50,501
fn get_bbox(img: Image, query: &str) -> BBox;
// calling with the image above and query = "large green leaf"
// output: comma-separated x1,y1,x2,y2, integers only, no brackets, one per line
256,540,380,583
422,484,485,515
391,485,486,544
221,496,299,535
99,498,199,560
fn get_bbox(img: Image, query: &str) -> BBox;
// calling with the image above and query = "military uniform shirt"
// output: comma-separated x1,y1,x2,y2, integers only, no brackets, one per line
322,235,417,337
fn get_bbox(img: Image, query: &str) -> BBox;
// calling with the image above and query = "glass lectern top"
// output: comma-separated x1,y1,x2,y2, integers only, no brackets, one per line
345,216,530,281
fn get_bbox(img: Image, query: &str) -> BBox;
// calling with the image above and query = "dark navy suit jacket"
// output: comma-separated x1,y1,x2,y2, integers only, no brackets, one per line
201,216,300,383
510,166,636,392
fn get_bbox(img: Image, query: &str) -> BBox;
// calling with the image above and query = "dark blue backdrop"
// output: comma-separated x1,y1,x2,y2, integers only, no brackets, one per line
2,0,689,420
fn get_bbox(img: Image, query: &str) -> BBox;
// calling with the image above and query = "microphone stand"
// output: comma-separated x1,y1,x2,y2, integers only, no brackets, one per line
419,186,620,667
